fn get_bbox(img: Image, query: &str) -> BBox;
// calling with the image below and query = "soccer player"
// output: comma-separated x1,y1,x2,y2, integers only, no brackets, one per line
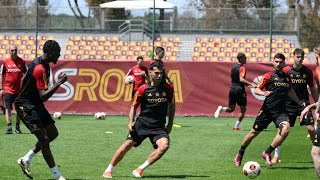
150,46,172,84
0,45,27,134
234,53,303,166
272,48,319,164
102,61,175,179
125,56,148,98
214,53,257,130
14,40,67,180
301,101,320,179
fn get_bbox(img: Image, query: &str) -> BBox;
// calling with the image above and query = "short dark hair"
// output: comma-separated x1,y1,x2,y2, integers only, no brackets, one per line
149,61,164,70
293,48,305,56
237,53,246,61
43,40,61,54
274,53,286,61
136,56,143,61
155,47,165,55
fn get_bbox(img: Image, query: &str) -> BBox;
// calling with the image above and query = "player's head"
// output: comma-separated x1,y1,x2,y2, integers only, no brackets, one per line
155,47,165,59
136,56,144,66
149,61,164,84
273,53,286,71
9,45,18,59
237,53,246,64
43,40,61,64
293,48,305,65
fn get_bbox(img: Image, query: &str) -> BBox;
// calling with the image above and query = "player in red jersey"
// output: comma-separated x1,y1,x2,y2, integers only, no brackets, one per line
15,40,67,180
234,53,303,167
102,61,175,179
125,56,148,98
214,53,257,130
0,45,27,134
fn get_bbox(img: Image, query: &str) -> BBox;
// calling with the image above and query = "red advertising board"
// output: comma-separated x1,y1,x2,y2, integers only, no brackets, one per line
1,60,317,116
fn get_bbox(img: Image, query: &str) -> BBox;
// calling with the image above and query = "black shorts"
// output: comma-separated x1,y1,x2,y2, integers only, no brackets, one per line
313,125,320,147
4,93,18,109
253,107,289,131
131,90,137,98
228,86,247,107
288,111,314,127
15,105,55,133
127,124,169,149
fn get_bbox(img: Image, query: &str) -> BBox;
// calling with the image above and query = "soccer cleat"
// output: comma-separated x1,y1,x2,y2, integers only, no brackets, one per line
307,134,311,138
234,152,243,166
102,172,112,179
232,127,241,131
55,175,66,180
132,168,143,178
6,126,12,134
173,123,182,128
17,158,33,179
261,152,272,166
214,106,222,118
271,156,281,164
15,128,22,134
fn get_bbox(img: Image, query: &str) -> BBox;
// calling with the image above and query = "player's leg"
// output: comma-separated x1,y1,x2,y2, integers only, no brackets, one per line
214,88,236,118
311,146,320,179
4,93,13,134
303,110,316,142
233,94,247,130
103,130,139,179
133,134,169,178
263,118,290,166
272,114,295,163
13,94,22,133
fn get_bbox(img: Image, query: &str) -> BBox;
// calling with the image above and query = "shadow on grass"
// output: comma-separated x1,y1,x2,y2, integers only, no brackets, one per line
143,175,211,179
272,166,314,170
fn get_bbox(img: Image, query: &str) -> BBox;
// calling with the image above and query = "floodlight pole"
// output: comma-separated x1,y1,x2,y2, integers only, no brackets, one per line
152,0,155,59
35,1,39,57
269,0,273,61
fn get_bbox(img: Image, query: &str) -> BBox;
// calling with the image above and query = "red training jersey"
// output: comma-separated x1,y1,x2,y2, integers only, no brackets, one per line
127,65,148,91
0,57,27,94
33,64,49,90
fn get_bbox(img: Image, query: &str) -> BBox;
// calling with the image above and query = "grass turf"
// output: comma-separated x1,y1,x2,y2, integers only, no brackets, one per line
0,115,317,179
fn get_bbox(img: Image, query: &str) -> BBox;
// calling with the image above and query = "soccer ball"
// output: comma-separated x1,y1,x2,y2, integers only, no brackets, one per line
243,161,261,179
100,112,106,119
53,112,62,119
125,75,134,83
94,112,105,120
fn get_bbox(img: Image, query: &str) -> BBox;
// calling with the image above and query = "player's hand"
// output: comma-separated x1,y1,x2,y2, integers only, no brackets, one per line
140,71,146,76
263,91,272,97
0,89,3,96
57,73,67,84
249,84,257,88
300,106,310,122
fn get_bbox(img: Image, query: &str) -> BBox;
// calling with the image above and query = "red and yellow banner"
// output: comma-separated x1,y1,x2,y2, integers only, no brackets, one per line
1,60,317,116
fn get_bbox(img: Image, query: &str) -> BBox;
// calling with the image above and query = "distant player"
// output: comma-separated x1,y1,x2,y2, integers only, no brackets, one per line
15,40,67,180
0,45,27,134
272,48,318,164
214,53,257,130
102,61,175,179
234,53,303,166
125,56,148,98
150,46,172,84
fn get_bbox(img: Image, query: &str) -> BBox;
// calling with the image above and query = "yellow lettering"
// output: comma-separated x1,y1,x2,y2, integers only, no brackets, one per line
168,70,183,103
124,83,134,102
99,69,125,102
74,69,100,101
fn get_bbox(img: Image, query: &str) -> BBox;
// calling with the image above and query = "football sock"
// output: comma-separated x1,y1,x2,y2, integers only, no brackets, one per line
23,150,35,162
105,164,114,172
50,166,61,177
274,146,281,157
239,146,246,155
16,124,20,129
221,107,227,112
7,123,12,128
235,121,241,128
315,125,318,131
265,145,275,154
138,161,150,170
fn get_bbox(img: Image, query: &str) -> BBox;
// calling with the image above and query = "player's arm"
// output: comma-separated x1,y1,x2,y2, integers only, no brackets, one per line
39,73,67,102
311,86,319,102
254,73,272,96
128,104,137,132
288,88,303,106
239,66,256,87
128,87,144,131
165,85,175,133
300,102,318,122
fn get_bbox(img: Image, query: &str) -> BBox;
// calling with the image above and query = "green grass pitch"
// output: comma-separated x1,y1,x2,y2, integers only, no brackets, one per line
0,115,317,179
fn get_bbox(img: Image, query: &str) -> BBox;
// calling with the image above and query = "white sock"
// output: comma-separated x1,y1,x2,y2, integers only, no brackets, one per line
315,125,318,131
234,121,241,128
138,161,150,170
50,166,61,177
105,164,114,172
275,146,281,157
23,150,35,162
221,107,227,112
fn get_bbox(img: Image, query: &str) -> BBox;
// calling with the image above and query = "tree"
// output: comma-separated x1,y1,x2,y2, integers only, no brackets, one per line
68,0,86,28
